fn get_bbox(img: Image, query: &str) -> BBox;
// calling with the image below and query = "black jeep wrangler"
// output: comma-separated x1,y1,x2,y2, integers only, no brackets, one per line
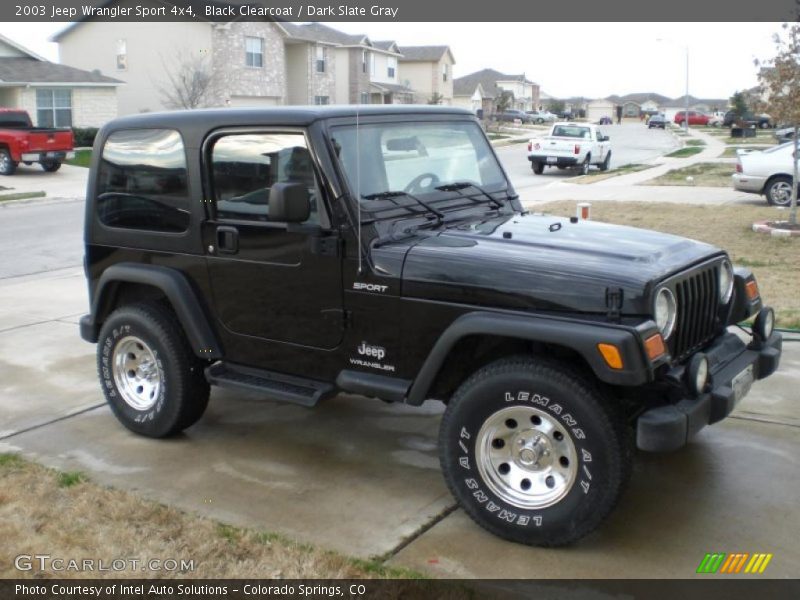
80,106,782,546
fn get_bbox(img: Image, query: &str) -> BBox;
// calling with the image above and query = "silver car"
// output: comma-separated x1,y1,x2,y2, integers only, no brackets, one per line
732,142,799,206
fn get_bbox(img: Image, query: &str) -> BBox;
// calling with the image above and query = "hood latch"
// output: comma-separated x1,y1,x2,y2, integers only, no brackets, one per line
605,287,624,323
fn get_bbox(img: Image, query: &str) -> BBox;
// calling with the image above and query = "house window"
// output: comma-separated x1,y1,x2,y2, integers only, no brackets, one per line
362,50,368,74
315,45,326,73
116,39,127,70
360,92,370,104
245,37,263,68
387,56,396,79
314,96,329,105
36,89,72,128
442,63,448,82
370,53,376,76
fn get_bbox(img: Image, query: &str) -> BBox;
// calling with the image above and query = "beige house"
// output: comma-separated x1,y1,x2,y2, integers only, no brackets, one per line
398,46,455,105
0,33,119,128
586,98,615,122
452,68,539,115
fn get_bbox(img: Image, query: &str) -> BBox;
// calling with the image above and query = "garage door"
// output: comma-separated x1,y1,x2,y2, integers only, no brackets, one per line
228,96,281,107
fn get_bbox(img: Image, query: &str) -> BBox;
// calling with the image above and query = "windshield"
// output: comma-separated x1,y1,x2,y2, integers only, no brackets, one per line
330,120,507,209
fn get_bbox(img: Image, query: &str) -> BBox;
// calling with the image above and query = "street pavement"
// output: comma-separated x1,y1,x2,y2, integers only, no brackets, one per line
1,126,799,578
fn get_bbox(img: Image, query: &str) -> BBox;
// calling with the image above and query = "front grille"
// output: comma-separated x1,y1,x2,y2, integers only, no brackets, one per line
670,264,720,361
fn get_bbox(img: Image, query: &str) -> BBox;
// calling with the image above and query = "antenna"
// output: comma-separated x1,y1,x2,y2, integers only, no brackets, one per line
356,104,362,274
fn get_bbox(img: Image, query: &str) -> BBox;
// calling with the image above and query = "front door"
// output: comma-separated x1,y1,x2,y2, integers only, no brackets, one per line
203,129,343,350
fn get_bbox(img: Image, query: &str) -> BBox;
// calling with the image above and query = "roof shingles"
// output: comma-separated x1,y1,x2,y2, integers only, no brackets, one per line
0,57,121,85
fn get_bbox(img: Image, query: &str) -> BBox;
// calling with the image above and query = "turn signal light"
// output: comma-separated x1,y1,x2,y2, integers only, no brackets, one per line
746,280,760,301
644,333,667,361
574,144,581,155
597,343,623,370
527,142,532,152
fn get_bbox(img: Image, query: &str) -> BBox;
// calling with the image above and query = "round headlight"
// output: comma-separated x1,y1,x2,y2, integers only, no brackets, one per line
719,260,734,304
654,287,677,339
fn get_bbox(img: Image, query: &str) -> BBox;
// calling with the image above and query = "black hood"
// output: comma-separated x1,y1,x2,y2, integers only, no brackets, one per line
387,212,723,315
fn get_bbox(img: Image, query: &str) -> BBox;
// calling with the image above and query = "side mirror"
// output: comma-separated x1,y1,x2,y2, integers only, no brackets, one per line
268,182,310,223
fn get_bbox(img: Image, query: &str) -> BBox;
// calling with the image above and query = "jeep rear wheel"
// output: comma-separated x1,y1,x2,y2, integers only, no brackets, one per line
439,357,631,546
97,302,209,438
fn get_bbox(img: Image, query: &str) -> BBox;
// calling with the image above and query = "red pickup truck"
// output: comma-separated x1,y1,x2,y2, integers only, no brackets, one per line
0,109,74,175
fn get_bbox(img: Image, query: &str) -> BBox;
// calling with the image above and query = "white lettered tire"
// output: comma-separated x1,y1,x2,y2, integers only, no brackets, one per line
439,356,631,546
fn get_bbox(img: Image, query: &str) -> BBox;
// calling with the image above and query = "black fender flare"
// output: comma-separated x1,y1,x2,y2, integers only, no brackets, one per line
405,311,651,405
80,263,222,359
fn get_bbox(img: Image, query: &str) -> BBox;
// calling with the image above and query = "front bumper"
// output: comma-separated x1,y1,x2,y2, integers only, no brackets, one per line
21,150,75,162
528,155,579,167
636,330,782,452
731,172,766,194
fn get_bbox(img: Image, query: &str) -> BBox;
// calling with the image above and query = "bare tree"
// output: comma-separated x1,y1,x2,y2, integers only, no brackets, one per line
159,51,216,110
428,92,444,105
755,23,800,226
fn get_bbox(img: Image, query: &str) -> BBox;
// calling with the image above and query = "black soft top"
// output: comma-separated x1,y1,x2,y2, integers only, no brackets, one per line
101,104,474,139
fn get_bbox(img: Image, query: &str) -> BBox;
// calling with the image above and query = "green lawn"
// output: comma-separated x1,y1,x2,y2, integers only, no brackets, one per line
666,146,704,158
65,149,92,168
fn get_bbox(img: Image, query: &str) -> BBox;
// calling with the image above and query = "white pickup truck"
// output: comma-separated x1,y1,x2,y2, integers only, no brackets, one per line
527,122,612,175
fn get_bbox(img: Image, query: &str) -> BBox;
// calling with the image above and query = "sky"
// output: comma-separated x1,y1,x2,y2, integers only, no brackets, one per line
0,21,785,100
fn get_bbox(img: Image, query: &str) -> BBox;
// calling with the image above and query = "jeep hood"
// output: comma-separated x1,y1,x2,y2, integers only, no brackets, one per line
397,212,722,315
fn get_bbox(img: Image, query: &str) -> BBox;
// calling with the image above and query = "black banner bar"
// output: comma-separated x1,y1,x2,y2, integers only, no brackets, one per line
4,0,800,22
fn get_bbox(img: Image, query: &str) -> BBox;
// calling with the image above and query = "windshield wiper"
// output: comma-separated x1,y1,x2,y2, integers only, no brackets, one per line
434,181,506,209
361,190,445,225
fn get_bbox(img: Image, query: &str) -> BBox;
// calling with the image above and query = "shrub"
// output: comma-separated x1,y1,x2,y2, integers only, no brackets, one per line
72,127,99,148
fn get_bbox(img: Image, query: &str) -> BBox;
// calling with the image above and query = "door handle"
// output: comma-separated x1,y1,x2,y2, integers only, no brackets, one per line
216,226,239,254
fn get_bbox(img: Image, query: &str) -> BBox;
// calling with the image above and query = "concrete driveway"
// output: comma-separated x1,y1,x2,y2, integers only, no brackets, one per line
1,263,798,577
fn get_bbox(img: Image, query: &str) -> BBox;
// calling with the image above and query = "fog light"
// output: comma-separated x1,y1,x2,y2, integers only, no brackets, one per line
753,307,775,341
686,354,709,395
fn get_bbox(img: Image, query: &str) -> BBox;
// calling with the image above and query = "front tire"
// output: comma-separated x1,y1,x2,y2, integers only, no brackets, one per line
765,176,794,207
531,161,544,175
599,152,611,172
97,302,210,438
439,357,631,546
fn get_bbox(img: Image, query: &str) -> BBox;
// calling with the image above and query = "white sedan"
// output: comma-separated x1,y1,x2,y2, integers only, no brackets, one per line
732,142,799,206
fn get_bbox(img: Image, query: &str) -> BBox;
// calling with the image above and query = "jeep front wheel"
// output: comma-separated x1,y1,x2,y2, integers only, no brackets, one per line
438,357,631,546
97,302,210,438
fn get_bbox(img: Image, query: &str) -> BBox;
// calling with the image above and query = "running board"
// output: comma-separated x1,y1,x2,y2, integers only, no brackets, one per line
205,362,335,408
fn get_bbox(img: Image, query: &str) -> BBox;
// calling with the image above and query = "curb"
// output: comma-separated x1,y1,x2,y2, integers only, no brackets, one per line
752,220,800,237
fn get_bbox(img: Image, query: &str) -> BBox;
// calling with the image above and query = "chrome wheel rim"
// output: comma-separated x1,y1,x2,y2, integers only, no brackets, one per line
771,181,792,205
475,406,578,509
112,336,161,410
0,152,9,172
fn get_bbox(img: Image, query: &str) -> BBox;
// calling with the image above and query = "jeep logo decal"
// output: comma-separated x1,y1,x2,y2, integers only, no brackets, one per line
357,342,386,361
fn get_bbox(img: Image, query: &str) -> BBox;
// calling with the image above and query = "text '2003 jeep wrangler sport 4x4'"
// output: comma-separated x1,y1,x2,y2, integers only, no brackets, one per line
80,106,782,546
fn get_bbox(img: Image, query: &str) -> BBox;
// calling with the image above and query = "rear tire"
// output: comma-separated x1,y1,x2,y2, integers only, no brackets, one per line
97,302,210,438
532,161,544,175
580,156,591,175
765,176,794,207
439,357,632,546
41,160,61,173
0,149,17,175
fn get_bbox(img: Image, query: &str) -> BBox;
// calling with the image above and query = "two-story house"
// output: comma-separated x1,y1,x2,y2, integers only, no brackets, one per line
0,33,120,128
397,46,455,105
369,41,413,104
452,68,539,115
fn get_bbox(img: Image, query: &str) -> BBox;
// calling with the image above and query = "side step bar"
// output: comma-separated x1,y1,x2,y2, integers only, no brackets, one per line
205,362,336,408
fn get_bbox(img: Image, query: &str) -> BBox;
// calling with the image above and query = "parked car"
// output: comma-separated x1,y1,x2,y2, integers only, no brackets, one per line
79,105,781,548
495,109,533,124
528,122,612,174
526,110,558,124
733,141,800,206
707,113,724,127
674,111,710,126
647,114,668,129
773,126,795,143
723,111,772,129
0,109,74,175
598,116,612,125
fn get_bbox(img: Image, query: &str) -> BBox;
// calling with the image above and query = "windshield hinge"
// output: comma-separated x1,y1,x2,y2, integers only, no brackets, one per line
605,287,624,323
310,234,342,257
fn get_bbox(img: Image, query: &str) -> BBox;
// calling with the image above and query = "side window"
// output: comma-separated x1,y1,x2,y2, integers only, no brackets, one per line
96,129,189,233
210,132,320,224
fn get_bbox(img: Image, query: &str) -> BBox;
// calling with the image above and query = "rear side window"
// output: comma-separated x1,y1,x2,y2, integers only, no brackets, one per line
96,129,190,232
